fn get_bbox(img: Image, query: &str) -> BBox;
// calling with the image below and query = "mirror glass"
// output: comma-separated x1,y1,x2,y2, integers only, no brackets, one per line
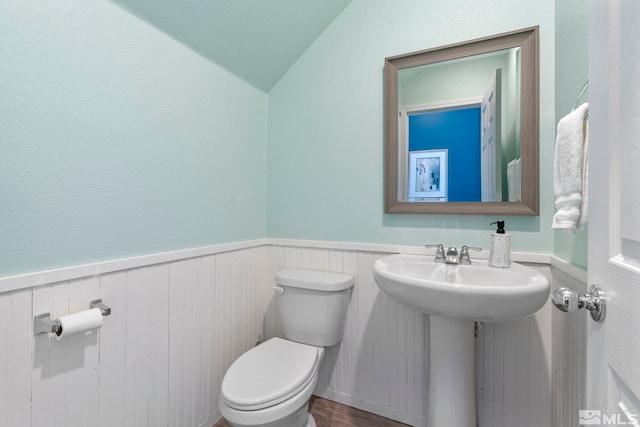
385,27,539,215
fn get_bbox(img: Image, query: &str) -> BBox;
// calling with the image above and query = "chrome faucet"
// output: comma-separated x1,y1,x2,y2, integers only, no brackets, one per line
426,244,482,264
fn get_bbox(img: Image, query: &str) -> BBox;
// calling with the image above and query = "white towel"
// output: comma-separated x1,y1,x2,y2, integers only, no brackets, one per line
552,103,589,232
515,157,522,202
507,157,521,202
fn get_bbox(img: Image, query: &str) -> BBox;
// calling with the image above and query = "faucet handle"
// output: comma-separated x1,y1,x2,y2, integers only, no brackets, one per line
425,244,445,263
459,246,482,265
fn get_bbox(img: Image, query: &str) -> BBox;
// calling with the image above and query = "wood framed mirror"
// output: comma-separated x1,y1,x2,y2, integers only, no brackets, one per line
384,27,539,215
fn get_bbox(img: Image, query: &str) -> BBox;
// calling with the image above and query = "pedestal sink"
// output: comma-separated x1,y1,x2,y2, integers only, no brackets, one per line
373,254,550,427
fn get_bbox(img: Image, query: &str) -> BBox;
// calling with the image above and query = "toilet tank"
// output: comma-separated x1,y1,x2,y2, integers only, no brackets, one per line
275,269,354,347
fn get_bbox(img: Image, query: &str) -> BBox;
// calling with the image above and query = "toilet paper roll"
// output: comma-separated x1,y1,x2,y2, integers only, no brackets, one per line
55,307,103,340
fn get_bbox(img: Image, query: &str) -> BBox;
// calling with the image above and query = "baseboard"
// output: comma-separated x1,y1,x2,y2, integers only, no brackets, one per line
313,389,427,427
206,410,223,427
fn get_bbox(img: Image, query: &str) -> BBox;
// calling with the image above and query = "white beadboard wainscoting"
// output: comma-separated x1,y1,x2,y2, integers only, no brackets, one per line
551,266,588,427
475,262,553,427
0,240,587,427
0,244,272,427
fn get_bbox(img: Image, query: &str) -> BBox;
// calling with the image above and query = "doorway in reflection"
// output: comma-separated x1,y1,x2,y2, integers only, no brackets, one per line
409,106,481,202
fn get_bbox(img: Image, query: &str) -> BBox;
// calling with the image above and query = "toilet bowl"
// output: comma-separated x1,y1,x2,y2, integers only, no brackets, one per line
219,338,325,427
218,269,354,427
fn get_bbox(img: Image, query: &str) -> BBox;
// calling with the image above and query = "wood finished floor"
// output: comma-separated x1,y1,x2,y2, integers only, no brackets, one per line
213,396,409,427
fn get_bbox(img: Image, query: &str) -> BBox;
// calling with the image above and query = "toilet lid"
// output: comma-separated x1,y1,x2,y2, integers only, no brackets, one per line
221,337,320,411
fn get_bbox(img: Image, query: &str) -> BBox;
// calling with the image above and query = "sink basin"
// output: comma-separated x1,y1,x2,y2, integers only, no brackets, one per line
373,253,550,322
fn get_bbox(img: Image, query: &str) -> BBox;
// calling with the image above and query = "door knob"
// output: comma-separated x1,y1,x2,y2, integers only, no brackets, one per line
551,285,605,322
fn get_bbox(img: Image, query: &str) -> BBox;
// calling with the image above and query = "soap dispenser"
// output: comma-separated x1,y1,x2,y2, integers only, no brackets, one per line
489,220,511,268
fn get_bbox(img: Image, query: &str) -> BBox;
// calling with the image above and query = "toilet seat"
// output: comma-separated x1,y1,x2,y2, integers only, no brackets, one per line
221,338,321,411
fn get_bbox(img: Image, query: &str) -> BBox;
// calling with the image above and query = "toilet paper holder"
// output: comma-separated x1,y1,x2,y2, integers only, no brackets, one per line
34,299,111,336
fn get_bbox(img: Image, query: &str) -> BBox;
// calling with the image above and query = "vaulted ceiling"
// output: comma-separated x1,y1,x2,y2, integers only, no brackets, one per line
112,0,352,91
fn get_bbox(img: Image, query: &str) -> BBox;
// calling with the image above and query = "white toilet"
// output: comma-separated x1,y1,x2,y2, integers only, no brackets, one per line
219,269,354,427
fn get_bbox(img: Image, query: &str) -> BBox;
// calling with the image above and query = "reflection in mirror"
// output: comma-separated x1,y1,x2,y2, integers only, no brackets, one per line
399,48,521,202
385,27,539,215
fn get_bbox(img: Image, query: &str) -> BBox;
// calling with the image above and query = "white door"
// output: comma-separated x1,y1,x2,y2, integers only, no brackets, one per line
587,0,640,424
480,69,502,202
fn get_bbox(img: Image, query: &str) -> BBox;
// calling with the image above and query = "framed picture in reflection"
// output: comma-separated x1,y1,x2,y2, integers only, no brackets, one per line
408,149,447,201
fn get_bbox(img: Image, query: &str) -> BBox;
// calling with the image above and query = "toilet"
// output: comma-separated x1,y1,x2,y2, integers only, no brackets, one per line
219,269,354,427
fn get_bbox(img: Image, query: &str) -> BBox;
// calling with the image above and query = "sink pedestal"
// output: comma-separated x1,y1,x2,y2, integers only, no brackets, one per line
428,315,475,427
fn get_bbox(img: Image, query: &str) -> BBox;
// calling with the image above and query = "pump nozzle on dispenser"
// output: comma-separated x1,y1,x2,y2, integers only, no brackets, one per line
490,220,506,234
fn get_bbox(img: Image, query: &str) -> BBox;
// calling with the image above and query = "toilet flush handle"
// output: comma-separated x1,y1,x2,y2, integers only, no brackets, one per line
272,286,285,295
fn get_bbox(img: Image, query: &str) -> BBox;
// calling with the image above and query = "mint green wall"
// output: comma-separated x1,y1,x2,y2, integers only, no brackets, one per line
0,2,267,276
400,52,515,107
554,0,589,269
267,0,556,253
1,0,585,277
